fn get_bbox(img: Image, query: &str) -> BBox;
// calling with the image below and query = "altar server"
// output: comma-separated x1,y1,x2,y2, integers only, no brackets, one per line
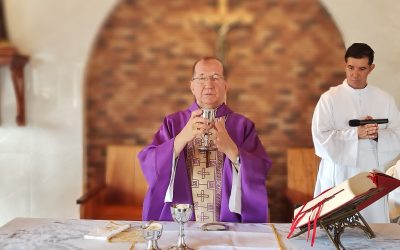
312,43,400,223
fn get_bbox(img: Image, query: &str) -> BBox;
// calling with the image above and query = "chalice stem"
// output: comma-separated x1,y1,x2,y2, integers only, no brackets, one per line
147,240,159,250
203,132,210,147
178,222,185,247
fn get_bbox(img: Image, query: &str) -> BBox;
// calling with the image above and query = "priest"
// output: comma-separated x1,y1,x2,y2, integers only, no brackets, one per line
312,43,400,223
138,56,272,223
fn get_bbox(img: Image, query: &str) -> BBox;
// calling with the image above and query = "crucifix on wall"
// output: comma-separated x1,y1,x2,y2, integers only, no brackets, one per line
193,0,254,66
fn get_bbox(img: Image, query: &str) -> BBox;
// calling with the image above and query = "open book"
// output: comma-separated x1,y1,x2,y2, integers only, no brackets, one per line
84,221,130,240
291,171,400,229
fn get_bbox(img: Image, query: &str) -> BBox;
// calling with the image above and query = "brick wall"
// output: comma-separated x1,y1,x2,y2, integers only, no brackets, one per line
85,0,345,222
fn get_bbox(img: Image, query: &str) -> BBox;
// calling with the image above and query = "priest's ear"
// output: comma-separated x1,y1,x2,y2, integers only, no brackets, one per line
369,63,375,72
190,80,195,95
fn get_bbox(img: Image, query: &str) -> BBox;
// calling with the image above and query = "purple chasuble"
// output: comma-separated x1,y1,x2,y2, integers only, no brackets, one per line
138,102,272,222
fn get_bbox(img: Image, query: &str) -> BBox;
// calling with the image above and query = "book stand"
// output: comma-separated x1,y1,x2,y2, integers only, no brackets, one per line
289,188,380,250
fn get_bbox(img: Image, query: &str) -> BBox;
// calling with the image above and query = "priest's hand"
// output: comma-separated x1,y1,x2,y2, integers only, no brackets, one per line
174,109,209,155
357,115,378,140
214,117,239,162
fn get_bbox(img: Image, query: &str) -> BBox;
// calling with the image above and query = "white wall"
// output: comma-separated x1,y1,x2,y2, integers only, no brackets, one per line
0,0,118,226
0,0,399,226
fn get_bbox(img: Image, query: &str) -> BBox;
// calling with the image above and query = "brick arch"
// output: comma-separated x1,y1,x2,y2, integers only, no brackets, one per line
85,0,345,222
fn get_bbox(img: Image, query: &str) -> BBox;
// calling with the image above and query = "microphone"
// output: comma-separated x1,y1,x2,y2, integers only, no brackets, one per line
348,119,388,127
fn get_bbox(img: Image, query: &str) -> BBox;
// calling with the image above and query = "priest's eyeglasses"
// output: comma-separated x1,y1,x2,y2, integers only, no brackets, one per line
192,74,225,84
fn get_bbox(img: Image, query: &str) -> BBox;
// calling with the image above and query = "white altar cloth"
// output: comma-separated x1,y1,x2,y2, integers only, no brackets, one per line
0,218,399,249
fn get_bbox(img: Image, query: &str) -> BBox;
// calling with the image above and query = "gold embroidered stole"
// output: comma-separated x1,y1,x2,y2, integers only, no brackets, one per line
186,128,224,222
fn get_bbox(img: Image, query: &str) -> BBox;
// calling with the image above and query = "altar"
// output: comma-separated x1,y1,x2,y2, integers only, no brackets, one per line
0,218,399,249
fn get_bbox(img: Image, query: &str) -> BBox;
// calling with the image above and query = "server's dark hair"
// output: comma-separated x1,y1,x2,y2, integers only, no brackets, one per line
345,43,374,65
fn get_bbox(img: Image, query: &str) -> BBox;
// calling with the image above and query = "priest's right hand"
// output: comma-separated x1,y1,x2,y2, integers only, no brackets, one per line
173,109,209,155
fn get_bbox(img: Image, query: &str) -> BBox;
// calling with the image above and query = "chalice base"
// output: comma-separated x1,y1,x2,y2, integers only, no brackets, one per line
169,246,194,250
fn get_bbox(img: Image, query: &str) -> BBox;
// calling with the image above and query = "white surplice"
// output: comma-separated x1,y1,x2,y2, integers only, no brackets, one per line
312,79,400,223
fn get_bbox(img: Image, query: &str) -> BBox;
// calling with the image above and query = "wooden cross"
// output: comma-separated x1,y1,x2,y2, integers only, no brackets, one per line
193,0,254,66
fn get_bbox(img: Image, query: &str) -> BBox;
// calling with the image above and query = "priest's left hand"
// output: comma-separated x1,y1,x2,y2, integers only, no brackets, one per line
214,117,239,162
